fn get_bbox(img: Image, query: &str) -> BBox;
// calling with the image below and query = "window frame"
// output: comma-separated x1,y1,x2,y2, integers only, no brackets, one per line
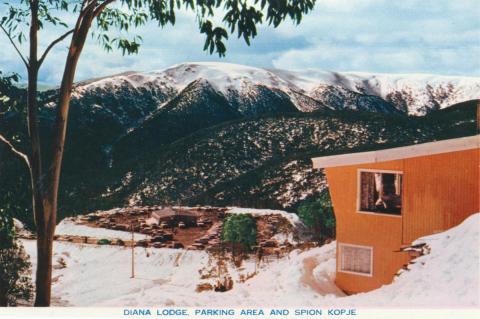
338,243,374,277
356,168,404,218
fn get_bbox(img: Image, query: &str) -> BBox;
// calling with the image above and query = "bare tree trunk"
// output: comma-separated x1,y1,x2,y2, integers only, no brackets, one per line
0,283,7,306
28,54,53,307
33,7,95,306
33,208,54,307
22,0,53,307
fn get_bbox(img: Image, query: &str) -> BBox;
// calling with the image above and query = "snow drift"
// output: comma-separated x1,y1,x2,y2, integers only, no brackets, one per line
341,213,480,307
21,212,479,307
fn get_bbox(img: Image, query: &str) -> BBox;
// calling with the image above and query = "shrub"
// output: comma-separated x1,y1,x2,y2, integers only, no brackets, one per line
298,190,336,242
221,214,257,252
0,211,15,249
0,212,34,306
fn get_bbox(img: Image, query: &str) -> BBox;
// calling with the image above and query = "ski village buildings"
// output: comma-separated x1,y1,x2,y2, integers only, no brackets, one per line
312,134,479,294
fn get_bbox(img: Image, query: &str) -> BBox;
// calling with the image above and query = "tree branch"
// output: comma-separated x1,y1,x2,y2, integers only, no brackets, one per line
80,0,90,11
93,0,116,18
80,0,99,21
0,134,30,168
0,25,29,68
38,29,75,67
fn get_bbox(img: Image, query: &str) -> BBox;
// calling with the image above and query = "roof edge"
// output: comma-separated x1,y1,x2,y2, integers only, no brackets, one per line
312,134,480,169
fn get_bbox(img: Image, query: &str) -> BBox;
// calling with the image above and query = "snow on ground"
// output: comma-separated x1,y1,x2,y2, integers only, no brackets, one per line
272,232,297,245
22,213,479,307
13,218,33,238
55,219,148,241
341,213,480,307
22,240,342,307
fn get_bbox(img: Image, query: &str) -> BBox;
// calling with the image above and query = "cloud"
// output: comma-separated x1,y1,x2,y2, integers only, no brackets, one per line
272,44,480,75
272,0,480,75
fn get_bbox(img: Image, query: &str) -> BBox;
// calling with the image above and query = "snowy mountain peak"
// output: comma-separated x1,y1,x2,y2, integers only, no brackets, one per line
152,62,299,96
71,62,480,115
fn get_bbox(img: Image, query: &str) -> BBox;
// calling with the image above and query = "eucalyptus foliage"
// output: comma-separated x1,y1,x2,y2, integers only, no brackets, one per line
1,0,316,59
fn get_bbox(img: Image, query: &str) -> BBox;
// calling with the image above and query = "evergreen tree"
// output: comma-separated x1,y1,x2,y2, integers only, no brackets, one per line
221,214,257,253
298,190,336,242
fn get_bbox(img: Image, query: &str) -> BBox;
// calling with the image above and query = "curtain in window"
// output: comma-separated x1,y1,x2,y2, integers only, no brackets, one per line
394,174,401,195
360,172,376,210
374,173,383,196
341,245,372,274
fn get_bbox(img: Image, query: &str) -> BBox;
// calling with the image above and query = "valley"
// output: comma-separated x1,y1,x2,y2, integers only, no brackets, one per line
0,62,478,228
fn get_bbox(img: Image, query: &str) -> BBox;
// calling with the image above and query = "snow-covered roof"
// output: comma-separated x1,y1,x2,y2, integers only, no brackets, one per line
312,134,479,168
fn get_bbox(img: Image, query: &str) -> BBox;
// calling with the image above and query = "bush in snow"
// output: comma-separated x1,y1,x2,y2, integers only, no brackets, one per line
221,214,257,254
298,190,336,243
0,211,34,306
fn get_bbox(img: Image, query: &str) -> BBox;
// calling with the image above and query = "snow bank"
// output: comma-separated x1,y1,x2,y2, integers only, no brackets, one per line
22,240,342,307
13,218,33,238
22,213,479,307
55,219,148,241
218,242,345,306
22,240,210,306
226,207,301,226
340,213,480,307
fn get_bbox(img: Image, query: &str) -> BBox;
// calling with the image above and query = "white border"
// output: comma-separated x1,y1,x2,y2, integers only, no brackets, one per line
356,169,403,218
312,134,479,168
0,308,479,319
338,242,374,277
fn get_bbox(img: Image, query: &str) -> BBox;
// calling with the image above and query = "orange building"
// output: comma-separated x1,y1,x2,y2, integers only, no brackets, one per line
311,135,479,294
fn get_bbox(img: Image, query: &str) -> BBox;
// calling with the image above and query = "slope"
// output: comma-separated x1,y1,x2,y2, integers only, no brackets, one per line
20,212,479,307
104,102,478,210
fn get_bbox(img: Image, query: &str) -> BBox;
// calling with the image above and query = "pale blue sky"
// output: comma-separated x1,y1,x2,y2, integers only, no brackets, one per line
1,0,479,85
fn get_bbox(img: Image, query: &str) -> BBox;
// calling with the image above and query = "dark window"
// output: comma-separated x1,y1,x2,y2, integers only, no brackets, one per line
359,171,402,215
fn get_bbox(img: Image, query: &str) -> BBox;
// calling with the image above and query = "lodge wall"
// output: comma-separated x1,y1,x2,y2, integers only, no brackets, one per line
325,148,479,294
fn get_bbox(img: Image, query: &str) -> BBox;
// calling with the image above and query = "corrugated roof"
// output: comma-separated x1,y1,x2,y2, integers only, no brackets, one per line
312,134,479,168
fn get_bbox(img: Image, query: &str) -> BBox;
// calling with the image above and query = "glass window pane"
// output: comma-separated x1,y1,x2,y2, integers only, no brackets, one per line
340,245,372,275
359,171,402,215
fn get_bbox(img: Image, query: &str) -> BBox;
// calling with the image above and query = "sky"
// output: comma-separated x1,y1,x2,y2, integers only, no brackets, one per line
0,0,479,85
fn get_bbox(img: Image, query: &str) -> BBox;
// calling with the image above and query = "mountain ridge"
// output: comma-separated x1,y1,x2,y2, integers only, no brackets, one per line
69,62,480,116
1,61,478,229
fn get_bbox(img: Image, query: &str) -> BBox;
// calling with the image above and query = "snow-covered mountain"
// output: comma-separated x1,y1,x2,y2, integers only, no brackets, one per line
72,62,480,116
2,63,478,226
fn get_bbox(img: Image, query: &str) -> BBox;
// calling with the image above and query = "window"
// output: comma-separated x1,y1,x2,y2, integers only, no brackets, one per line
339,243,373,276
358,170,402,216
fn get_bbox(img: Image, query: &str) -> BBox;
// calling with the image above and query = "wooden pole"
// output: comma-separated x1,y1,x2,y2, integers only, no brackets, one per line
131,222,135,278
476,101,479,133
